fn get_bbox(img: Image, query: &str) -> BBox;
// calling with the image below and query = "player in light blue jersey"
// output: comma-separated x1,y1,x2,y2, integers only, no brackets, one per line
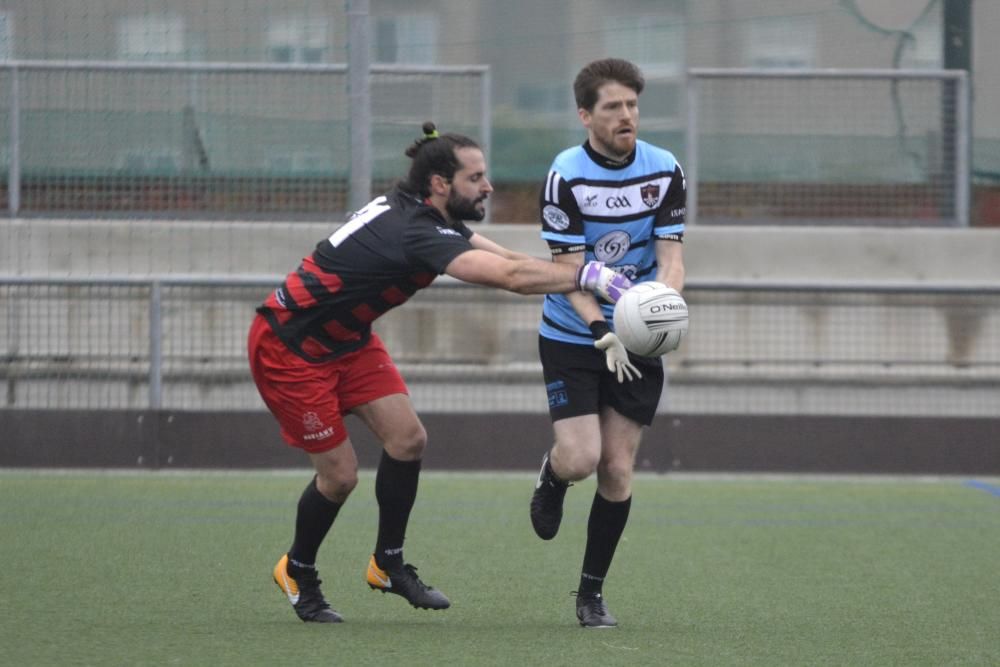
530,58,687,628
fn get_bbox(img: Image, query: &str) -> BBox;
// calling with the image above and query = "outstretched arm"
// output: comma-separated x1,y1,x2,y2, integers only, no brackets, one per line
444,249,629,300
468,232,537,261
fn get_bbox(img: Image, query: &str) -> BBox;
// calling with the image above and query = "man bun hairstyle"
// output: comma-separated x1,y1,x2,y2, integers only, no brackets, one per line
403,121,481,198
573,58,645,112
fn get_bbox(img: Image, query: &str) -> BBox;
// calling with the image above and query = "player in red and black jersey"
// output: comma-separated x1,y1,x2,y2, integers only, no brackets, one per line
252,122,632,623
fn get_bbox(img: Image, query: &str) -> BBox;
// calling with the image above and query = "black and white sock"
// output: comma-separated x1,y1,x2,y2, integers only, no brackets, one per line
579,492,632,595
374,450,421,570
288,475,342,567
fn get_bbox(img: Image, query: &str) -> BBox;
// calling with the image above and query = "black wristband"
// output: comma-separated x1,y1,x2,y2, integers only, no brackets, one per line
588,320,612,340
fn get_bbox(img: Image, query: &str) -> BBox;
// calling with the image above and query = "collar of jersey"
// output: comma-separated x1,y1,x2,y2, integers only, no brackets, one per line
583,140,636,170
394,185,449,225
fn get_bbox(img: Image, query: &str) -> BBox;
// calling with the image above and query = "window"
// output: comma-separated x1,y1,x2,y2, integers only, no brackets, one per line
603,13,687,130
117,15,185,61
743,17,817,68
372,14,438,64
117,149,181,173
267,149,333,174
603,14,685,76
266,17,329,64
517,83,568,114
900,20,942,69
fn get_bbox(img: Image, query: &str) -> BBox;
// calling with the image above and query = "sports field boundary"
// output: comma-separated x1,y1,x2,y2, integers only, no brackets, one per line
2,409,998,474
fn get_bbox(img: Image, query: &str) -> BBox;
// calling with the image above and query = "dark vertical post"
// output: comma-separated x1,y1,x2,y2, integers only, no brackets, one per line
943,0,972,225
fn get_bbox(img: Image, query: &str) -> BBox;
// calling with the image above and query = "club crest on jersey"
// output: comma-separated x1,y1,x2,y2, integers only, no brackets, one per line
640,183,660,208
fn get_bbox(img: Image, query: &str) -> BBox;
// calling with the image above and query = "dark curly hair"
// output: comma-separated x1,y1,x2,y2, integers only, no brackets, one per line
402,121,481,198
573,58,645,111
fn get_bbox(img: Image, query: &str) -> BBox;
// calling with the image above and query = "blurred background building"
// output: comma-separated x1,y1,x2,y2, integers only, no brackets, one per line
0,0,997,224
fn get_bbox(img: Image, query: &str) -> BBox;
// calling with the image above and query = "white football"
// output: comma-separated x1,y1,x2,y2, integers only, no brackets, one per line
612,282,688,357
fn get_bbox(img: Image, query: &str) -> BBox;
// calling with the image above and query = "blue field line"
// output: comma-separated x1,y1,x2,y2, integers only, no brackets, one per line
963,479,1000,498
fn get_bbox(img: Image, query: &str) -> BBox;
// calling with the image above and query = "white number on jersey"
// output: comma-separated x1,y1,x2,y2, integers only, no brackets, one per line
328,196,390,247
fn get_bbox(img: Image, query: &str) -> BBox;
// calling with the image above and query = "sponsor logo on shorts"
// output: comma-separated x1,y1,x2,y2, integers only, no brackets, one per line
302,426,336,441
301,412,335,441
546,380,569,408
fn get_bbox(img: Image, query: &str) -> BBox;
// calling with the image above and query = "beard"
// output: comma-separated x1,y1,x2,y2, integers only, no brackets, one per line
446,191,486,222
593,128,636,162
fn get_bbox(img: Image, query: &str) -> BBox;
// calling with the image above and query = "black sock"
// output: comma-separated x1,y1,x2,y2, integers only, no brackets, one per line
374,450,421,570
288,476,342,567
579,492,632,595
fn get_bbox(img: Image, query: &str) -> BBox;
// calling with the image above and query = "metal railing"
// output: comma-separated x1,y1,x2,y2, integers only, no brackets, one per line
3,276,999,416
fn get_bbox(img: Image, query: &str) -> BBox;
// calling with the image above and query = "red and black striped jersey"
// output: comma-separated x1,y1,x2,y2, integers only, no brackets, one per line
258,187,475,362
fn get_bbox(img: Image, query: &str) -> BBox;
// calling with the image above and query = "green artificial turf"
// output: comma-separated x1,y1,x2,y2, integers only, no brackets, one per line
1,470,997,666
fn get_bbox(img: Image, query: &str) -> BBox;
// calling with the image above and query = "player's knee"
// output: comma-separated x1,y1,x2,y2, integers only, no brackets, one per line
554,445,601,480
385,422,428,461
598,457,634,488
316,466,359,501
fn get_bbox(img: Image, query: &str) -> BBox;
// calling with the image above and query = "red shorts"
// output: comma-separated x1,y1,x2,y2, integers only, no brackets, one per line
247,314,408,453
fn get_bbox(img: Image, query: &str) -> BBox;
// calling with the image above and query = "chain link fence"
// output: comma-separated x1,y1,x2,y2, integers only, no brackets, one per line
686,68,971,226
1,61,489,219
3,277,998,417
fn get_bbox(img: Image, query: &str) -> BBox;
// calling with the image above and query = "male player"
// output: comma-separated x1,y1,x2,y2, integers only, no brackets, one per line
530,59,687,627
250,122,631,623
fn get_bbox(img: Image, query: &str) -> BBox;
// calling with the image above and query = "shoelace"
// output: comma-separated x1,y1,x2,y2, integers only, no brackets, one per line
571,591,608,613
399,564,433,591
294,570,332,610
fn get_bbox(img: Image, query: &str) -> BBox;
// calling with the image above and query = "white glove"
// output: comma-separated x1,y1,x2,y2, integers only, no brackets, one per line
591,324,642,384
576,261,632,303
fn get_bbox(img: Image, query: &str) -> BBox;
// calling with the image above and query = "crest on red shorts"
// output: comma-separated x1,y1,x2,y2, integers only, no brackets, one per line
302,411,325,432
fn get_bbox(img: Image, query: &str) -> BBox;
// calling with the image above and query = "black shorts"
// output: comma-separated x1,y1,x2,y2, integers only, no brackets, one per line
538,335,664,426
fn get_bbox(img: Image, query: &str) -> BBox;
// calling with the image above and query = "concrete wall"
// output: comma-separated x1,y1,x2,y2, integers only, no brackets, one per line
5,219,1000,284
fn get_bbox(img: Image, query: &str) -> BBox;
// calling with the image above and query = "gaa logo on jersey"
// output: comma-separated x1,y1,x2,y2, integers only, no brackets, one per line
640,183,660,208
594,230,631,264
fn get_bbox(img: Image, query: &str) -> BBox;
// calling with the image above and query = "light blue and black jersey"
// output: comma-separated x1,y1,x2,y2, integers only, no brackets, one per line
539,139,686,345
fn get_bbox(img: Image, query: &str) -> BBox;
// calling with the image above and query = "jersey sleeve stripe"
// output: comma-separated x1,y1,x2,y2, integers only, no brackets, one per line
541,231,586,244
546,170,561,205
654,223,685,235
